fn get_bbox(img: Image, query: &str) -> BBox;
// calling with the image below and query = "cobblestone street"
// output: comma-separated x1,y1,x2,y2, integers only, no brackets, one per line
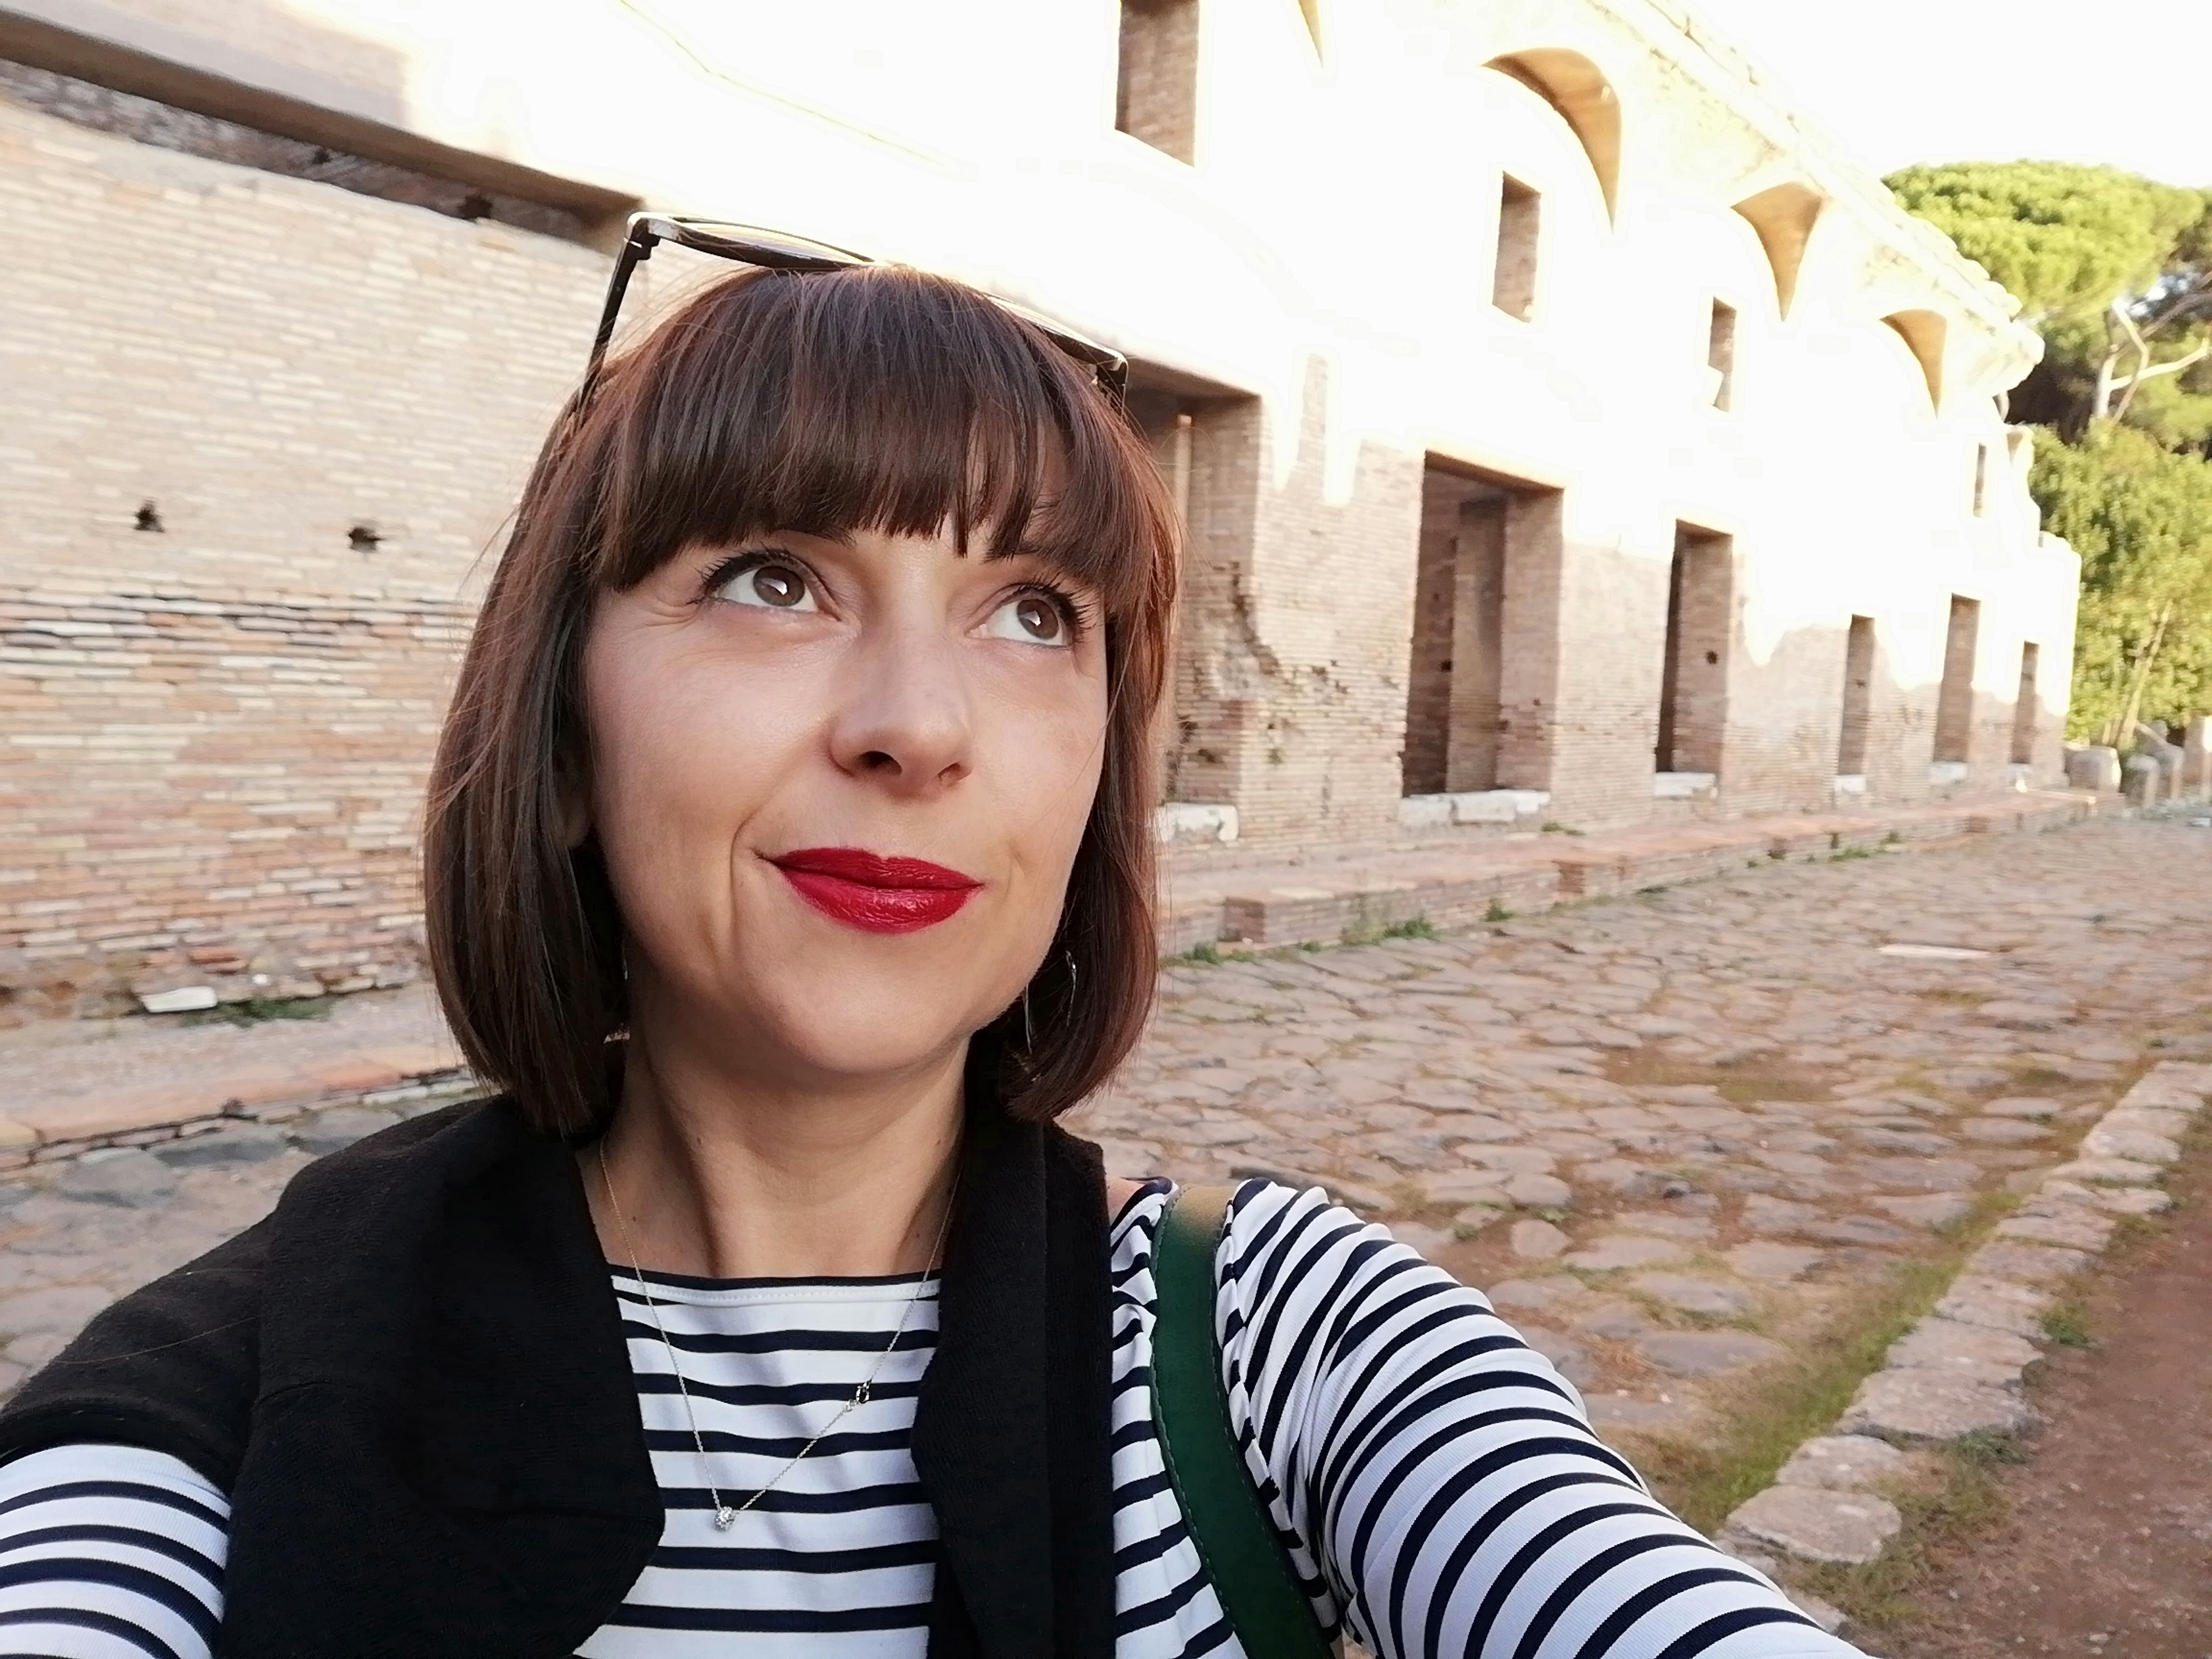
1072,813,2212,1454
2,817,2210,1487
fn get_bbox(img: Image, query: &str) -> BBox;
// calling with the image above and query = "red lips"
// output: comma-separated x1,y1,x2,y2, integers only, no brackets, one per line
768,847,981,934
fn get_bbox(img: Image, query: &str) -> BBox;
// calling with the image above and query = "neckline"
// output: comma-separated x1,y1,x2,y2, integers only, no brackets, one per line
605,1177,1175,1294
611,1262,941,1293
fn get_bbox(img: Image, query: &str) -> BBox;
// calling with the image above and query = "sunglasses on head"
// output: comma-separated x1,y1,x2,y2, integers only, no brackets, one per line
582,212,1130,409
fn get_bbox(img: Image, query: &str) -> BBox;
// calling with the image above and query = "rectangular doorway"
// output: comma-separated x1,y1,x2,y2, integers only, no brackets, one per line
1655,526,1734,775
1403,460,1561,800
1838,615,1875,777
1405,469,1506,794
2010,641,2040,764
1934,595,1980,764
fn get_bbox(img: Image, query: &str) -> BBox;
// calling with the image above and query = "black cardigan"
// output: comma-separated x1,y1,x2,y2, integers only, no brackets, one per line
0,1098,1119,1659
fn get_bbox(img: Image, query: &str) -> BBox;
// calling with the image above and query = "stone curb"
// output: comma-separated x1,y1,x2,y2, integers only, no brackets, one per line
0,1061,482,1168
1164,789,2099,954
1713,1060,2212,1628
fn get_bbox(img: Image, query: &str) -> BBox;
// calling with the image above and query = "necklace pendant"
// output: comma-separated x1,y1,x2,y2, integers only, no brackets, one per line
854,1381,871,1406
713,1504,738,1531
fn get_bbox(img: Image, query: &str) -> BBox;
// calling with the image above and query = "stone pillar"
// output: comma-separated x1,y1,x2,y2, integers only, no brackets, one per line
2066,745,2121,793
2184,717,2212,797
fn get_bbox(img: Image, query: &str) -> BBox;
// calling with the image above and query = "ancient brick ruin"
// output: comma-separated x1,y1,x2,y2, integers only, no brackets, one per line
0,0,2076,1020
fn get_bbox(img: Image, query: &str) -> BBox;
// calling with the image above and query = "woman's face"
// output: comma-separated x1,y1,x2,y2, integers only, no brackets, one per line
577,523,1109,1092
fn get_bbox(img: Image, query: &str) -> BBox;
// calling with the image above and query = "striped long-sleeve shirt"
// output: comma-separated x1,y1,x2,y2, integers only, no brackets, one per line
0,1181,1858,1658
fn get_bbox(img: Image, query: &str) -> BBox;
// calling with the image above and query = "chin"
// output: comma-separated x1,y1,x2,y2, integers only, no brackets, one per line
748,961,1008,1085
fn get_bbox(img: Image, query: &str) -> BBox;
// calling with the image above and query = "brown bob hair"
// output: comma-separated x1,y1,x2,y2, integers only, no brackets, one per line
423,264,1179,1137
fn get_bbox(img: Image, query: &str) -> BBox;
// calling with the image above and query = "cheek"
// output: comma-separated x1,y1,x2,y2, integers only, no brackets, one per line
581,620,810,868
988,664,1110,865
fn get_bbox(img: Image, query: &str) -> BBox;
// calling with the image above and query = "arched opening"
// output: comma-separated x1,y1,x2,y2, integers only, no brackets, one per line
1483,49,1620,222
1880,309,1948,412
1732,182,1824,317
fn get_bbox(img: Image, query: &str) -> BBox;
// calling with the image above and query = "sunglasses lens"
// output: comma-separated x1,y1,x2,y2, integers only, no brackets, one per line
671,221,864,271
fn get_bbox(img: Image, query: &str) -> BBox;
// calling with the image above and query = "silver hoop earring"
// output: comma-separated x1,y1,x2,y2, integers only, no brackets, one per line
1021,950,1078,1055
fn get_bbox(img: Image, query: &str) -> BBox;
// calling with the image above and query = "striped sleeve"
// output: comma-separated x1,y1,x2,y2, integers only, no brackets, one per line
1215,1182,1864,1659
0,1443,228,1659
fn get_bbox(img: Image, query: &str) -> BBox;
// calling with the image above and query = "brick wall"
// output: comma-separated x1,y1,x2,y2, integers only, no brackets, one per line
1217,364,1424,850
0,92,605,1019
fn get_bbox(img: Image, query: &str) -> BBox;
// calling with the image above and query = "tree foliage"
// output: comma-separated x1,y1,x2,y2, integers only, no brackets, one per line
2030,424,2212,742
1890,164,2212,745
1888,162,2212,445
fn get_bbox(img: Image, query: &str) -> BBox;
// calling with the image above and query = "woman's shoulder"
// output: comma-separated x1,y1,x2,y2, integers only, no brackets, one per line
1106,1175,1444,1294
0,1095,558,1489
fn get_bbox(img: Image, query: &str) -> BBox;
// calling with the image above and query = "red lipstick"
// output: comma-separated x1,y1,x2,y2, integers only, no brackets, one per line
768,847,981,934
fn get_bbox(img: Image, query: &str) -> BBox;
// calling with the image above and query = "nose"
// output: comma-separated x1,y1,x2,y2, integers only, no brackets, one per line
824,617,975,797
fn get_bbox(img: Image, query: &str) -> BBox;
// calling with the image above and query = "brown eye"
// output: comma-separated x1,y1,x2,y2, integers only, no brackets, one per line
716,560,817,612
984,591,1070,647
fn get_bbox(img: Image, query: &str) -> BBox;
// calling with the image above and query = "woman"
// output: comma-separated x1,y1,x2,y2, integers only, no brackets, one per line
0,246,1865,1658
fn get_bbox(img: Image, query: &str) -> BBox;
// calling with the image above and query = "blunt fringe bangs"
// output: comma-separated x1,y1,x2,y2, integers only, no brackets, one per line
424,264,1179,1137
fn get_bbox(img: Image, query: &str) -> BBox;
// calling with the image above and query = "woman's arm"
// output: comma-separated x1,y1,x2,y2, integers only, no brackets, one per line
1216,1183,1863,1659
0,1443,228,1659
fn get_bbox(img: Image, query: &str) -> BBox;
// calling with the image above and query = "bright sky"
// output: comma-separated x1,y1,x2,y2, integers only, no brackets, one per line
1684,0,2212,188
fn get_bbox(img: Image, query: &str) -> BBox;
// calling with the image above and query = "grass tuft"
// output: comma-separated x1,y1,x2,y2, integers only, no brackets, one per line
182,996,334,1028
1485,901,1515,924
2036,1302,2095,1349
1341,914,1439,947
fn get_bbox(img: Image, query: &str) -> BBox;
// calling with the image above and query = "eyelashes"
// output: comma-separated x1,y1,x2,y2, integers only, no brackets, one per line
695,548,1097,642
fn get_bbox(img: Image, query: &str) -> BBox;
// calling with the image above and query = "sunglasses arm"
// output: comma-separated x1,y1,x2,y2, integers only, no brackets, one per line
583,222,663,395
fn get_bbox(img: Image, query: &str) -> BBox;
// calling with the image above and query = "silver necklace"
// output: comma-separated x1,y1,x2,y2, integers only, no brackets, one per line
597,1139,959,1530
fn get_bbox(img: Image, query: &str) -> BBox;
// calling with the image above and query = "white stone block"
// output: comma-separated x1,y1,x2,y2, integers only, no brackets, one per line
1396,794,1455,830
1653,771,1716,798
1455,789,1549,823
1928,760,1970,787
138,986,216,1014
1831,773,1867,796
1154,802,1238,844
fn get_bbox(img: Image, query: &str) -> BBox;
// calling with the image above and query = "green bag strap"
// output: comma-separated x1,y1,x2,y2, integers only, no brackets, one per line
1152,1183,1336,1659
